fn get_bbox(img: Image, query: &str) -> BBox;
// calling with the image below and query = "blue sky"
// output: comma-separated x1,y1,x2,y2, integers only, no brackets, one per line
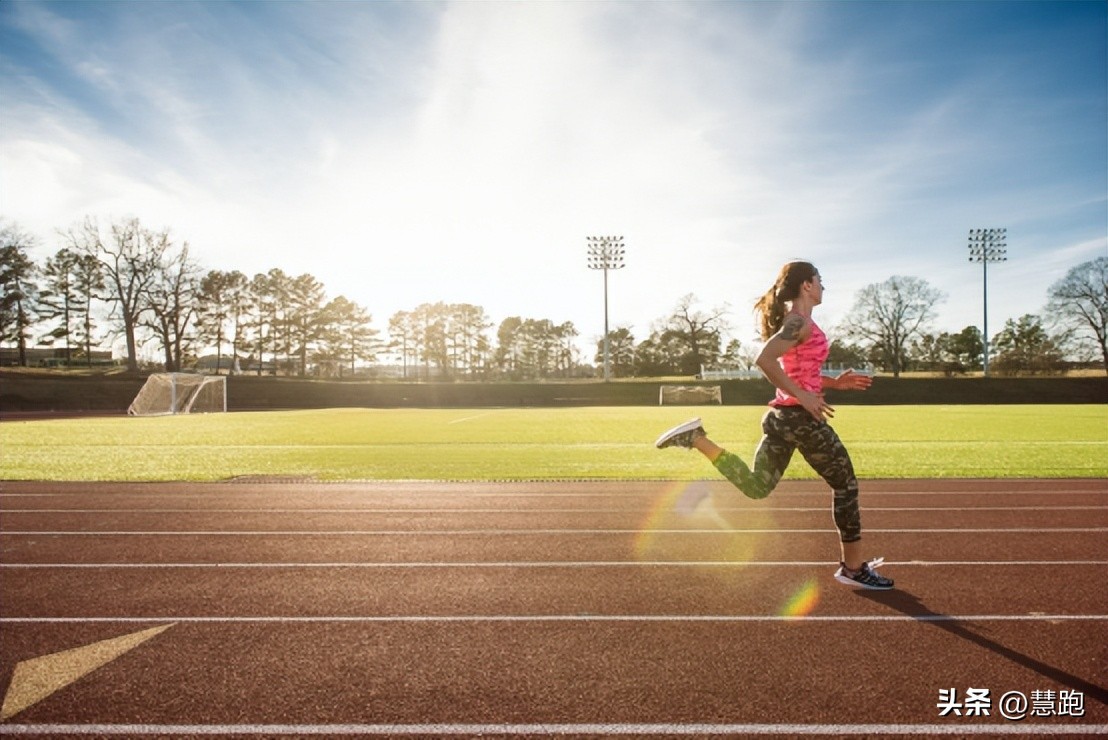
2,0,1105,358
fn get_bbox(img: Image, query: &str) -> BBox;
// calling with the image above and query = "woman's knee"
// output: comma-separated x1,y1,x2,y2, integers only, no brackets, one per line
713,451,773,500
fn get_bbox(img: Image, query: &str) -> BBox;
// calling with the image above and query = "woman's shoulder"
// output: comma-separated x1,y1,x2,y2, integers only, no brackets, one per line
779,312,813,343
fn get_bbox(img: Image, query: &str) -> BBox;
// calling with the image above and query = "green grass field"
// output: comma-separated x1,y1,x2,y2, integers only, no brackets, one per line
1,405,1105,481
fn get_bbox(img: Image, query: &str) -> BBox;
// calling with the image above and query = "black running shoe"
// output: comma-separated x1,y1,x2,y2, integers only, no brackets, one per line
834,557,894,590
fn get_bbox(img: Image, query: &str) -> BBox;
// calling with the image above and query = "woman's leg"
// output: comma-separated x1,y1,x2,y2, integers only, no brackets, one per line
791,418,864,567
692,410,796,500
662,412,891,588
775,414,891,588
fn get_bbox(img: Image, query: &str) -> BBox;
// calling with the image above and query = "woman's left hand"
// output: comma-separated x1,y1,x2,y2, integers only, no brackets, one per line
833,369,873,391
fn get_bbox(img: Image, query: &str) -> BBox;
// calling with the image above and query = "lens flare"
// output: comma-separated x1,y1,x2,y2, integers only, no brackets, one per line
633,481,773,566
633,481,708,559
780,578,820,619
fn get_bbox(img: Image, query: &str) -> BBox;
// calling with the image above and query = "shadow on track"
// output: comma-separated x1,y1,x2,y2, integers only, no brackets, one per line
857,588,1108,705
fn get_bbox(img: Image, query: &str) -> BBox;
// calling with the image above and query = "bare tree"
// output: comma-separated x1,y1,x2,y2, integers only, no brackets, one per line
66,217,169,372
1046,256,1108,374
659,293,730,376
841,275,946,377
143,241,202,371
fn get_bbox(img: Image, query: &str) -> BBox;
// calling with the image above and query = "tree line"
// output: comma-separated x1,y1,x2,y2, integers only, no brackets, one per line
2,216,1105,378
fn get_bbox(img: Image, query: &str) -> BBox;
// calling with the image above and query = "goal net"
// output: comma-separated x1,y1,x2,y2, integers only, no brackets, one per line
658,384,723,406
128,373,227,416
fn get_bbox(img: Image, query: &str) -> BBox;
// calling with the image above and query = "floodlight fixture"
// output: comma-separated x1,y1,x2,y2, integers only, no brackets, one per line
967,228,1008,376
586,236,626,382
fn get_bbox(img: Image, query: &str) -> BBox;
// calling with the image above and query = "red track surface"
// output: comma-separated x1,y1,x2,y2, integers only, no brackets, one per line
1,478,1106,738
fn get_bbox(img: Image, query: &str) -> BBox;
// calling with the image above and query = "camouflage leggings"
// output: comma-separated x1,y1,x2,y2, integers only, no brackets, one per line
712,406,862,543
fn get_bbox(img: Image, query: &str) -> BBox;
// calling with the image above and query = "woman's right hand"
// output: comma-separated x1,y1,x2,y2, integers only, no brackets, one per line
798,390,834,422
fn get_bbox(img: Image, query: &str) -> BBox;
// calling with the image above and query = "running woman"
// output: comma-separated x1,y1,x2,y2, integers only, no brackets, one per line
654,260,893,590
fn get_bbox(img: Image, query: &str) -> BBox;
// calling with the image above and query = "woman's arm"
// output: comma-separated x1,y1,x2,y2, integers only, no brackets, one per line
756,315,830,421
821,369,873,392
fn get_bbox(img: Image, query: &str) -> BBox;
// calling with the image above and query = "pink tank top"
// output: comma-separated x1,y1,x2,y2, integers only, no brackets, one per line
773,317,829,407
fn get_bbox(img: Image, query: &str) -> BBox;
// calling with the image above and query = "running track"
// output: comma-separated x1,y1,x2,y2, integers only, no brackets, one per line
0,478,1105,737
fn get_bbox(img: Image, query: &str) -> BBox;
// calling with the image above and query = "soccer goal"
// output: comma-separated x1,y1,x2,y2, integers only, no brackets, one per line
128,373,227,416
658,384,723,406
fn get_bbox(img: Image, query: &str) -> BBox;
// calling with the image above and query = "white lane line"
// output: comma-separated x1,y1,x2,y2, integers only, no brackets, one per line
2,615,1106,624
3,506,1106,513
3,560,1106,569
0,723,1103,736
3,528,1107,535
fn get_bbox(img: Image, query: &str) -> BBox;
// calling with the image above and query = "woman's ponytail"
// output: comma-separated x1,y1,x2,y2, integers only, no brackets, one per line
753,261,818,340
754,285,784,341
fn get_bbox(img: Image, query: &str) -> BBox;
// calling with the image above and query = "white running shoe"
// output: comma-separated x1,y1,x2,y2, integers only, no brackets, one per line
654,418,706,449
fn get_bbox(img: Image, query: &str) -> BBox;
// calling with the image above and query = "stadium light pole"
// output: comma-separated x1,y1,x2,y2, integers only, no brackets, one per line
587,236,626,382
967,228,1007,377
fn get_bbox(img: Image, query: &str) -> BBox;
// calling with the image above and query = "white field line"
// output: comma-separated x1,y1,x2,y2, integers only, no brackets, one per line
446,412,498,424
3,528,1108,536
0,723,1104,736
2,560,1106,569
